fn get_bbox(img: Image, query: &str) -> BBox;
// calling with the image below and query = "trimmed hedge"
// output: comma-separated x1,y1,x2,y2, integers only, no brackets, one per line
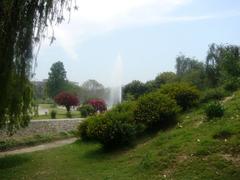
159,82,200,110
134,92,180,129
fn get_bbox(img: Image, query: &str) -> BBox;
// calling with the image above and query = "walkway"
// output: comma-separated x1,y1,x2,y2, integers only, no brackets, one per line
0,138,78,157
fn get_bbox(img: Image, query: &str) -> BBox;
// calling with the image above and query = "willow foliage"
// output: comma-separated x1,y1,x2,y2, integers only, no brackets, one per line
0,0,76,132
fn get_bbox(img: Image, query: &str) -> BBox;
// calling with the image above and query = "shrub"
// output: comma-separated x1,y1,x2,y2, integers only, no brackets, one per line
134,92,180,129
224,78,240,92
78,101,139,148
87,99,107,113
79,104,95,117
50,110,57,119
159,82,200,110
205,102,224,119
201,88,228,103
78,120,90,141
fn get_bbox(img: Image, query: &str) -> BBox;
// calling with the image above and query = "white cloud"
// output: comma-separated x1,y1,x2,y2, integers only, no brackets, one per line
41,0,239,60
49,0,191,60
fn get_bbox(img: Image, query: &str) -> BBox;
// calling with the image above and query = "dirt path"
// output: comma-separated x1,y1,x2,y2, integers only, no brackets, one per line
0,138,78,157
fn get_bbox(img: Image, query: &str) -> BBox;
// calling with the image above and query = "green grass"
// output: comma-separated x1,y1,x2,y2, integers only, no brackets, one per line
32,104,81,120
1,93,240,179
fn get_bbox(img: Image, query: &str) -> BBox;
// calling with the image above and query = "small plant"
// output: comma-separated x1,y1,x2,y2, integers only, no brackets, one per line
79,104,95,117
205,102,224,119
50,110,57,119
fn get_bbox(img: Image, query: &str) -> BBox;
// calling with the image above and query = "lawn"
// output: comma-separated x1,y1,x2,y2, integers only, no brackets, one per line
32,104,81,120
1,94,240,179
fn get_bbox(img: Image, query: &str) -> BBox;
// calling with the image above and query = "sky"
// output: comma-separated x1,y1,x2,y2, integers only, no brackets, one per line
35,0,240,87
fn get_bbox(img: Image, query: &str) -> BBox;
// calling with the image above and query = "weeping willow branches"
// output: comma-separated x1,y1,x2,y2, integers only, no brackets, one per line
0,0,76,132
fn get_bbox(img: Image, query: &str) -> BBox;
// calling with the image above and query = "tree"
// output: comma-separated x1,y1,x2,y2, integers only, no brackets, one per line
123,80,147,100
206,43,240,88
175,55,206,89
46,61,67,98
176,55,204,76
87,99,107,113
154,72,176,88
0,0,76,131
80,80,106,102
206,44,224,87
54,92,79,112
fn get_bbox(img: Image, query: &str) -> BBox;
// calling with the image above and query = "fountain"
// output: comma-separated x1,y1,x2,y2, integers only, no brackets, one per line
107,53,123,108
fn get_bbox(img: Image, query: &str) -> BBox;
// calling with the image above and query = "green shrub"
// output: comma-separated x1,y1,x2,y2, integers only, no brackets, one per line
87,112,137,147
224,78,240,92
159,82,200,110
205,102,224,119
78,101,139,148
134,92,180,129
79,104,95,117
201,88,228,103
50,110,57,119
78,120,90,141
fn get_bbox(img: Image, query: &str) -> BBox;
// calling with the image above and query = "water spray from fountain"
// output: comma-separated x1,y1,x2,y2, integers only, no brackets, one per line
108,53,123,108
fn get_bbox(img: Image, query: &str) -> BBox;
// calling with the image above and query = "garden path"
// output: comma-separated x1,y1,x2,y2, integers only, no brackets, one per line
0,138,78,157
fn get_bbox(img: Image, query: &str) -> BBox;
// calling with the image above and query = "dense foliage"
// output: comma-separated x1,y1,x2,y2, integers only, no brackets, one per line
50,110,57,119
159,82,200,110
78,101,138,148
123,80,147,100
134,92,180,129
46,61,67,97
87,99,107,113
75,99,136,146
0,0,75,131
200,88,228,103
205,102,224,119
54,92,79,112
78,104,95,118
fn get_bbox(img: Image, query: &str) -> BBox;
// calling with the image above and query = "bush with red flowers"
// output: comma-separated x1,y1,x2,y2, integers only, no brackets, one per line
87,99,107,113
54,92,79,112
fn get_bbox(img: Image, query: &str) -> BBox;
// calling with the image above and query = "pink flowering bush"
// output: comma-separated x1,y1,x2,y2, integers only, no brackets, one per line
87,99,107,113
54,92,79,112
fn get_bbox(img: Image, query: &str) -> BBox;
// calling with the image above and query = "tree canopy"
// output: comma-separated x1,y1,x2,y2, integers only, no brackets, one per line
0,0,75,132
46,61,67,97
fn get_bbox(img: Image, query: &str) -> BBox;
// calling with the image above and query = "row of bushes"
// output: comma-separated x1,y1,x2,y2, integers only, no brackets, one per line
78,82,201,148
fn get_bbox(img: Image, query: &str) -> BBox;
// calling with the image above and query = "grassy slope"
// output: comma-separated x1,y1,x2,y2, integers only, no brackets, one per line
1,93,240,179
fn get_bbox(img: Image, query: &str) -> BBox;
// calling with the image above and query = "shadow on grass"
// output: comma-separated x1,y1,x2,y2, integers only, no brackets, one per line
81,130,163,160
0,155,30,169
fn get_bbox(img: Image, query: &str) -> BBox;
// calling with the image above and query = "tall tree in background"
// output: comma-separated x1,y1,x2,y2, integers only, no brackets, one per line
123,80,147,100
80,80,105,102
176,55,205,89
154,72,176,88
0,0,76,131
46,61,67,98
206,44,223,87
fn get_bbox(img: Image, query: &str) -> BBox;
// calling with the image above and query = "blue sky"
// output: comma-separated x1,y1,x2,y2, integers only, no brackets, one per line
35,0,240,87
